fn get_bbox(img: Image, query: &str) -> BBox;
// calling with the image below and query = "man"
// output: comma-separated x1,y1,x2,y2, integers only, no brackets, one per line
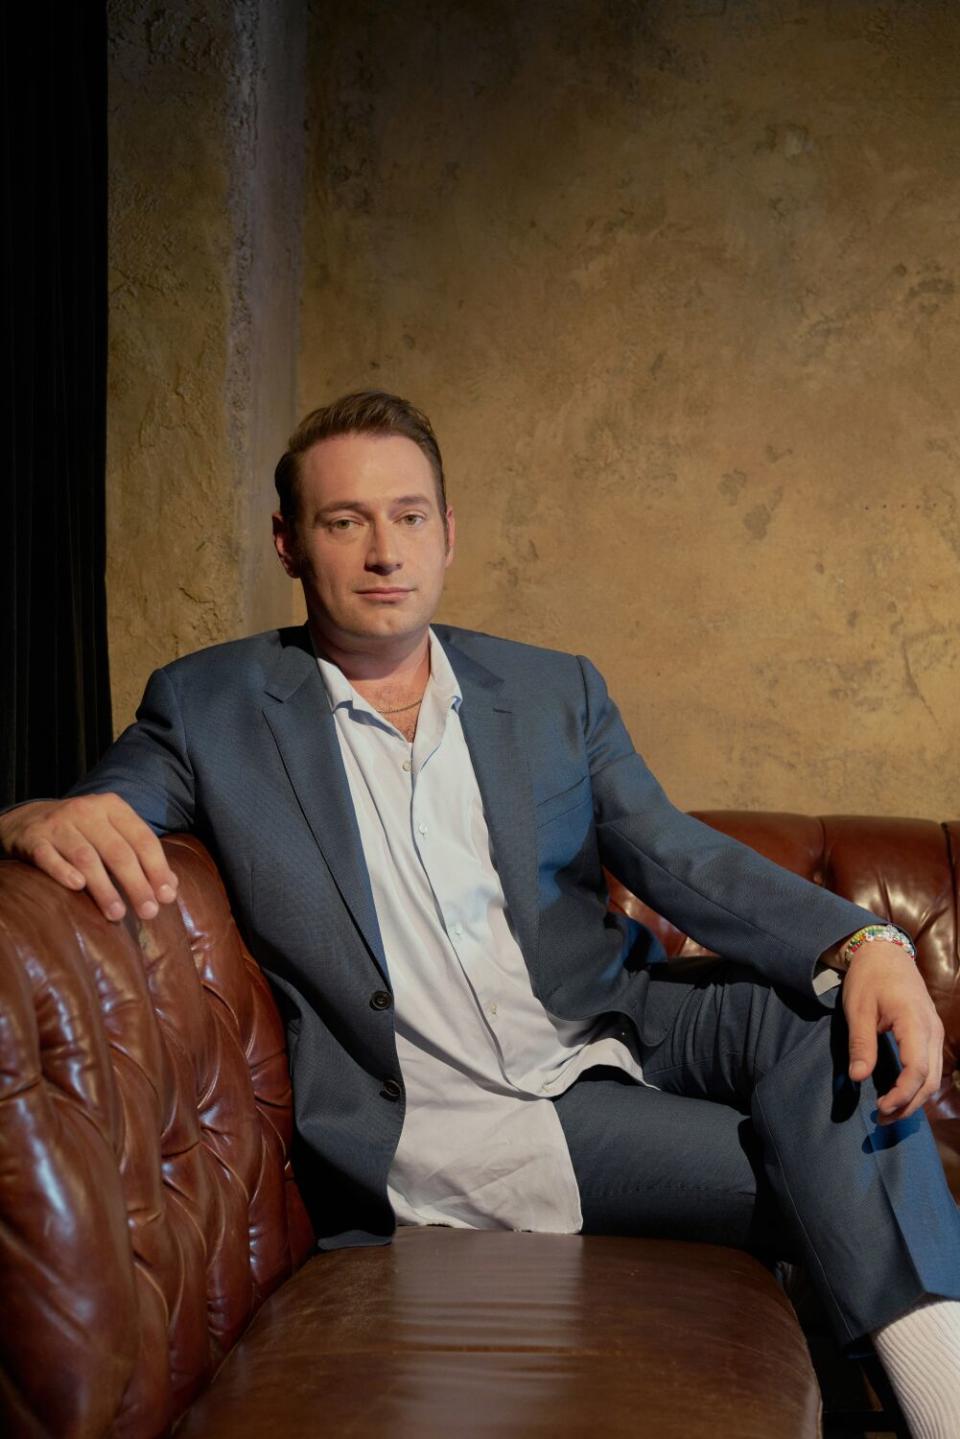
2,391,959,1438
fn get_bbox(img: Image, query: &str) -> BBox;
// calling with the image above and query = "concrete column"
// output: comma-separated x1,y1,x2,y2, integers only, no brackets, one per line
107,0,306,729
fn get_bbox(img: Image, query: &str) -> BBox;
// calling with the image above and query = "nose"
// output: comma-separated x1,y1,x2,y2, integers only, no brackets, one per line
365,517,401,573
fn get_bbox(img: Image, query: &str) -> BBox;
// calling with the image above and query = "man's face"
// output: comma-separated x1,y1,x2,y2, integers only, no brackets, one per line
273,431,455,653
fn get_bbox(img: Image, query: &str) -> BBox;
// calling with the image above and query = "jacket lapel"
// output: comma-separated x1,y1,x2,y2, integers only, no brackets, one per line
261,629,389,980
441,636,541,967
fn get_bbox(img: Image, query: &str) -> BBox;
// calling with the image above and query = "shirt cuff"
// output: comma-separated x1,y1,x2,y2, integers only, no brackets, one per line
812,962,843,996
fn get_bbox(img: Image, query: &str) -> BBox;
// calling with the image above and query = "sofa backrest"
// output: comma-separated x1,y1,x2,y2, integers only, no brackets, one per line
0,835,314,1439
608,811,960,1188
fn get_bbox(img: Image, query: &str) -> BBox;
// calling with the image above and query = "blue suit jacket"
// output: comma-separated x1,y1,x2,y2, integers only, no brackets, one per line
70,624,875,1246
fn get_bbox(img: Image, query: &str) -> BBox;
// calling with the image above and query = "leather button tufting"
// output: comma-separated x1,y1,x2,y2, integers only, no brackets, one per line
380,1078,403,1101
370,990,393,1011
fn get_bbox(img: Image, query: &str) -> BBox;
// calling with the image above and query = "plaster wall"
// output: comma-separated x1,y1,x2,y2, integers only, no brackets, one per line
107,0,306,729
299,0,960,816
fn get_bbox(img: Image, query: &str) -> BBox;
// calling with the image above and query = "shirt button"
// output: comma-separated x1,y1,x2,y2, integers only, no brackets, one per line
380,1077,404,1101
402,759,412,772
453,923,464,938
369,990,393,1011
488,1001,498,1016
417,822,427,835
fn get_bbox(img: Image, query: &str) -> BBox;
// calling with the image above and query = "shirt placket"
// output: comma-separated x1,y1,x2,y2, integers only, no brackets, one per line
413,708,516,1074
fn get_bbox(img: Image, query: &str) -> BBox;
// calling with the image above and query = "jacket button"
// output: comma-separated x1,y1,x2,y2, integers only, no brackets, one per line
380,1078,403,1101
370,990,393,1011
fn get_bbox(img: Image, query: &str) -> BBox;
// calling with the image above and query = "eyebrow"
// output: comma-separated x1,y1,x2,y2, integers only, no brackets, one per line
314,493,435,517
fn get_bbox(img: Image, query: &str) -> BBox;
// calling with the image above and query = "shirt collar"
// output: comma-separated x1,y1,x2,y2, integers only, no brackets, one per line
315,628,462,715
425,629,462,711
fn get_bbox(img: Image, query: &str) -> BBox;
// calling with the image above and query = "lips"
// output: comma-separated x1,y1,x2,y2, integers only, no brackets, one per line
355,588,413,599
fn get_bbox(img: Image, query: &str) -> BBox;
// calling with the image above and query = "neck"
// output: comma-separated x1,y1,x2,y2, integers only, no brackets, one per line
308,619,431,686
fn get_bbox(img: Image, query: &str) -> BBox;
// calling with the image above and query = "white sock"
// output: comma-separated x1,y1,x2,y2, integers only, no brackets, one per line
871,1297,960,1439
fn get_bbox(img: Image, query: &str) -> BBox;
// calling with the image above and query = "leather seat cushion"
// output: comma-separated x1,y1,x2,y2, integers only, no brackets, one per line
177,1228,820,1438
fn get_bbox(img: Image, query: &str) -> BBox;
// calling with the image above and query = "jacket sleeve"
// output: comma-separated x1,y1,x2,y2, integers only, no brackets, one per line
66,666,195,835
578,655,879,999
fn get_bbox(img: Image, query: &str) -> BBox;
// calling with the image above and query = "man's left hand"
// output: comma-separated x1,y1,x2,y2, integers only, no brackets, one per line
842,940,945,1124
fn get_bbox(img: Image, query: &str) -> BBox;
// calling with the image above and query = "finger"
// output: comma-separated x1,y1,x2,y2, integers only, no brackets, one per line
916,1026,945,1112
73,817,164,919
877,1067,927,1121
845,1007,878,1082
110,805,178,901
55,829,129,920
930,1027,945,1090
28,837,89,892
875,1026,929,1121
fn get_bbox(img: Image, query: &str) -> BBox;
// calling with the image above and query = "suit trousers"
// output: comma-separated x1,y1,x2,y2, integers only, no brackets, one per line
553,962,960,1345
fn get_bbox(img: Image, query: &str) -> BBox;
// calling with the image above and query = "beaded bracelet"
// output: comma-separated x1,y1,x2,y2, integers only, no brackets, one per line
836,922,917,969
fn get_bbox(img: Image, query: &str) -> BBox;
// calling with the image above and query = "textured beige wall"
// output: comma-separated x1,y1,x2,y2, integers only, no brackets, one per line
107,0,306,729
299,0,960,816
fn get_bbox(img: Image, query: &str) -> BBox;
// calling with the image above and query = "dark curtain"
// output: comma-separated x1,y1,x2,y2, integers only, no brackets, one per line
0,5,112,806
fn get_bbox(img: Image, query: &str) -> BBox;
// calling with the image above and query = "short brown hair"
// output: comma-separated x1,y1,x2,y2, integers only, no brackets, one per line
274,390,447,523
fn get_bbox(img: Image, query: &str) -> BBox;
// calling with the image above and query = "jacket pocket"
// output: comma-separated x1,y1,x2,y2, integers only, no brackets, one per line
535,775,592,828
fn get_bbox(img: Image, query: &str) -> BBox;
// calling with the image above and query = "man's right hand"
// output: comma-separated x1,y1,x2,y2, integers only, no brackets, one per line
0,795,179,922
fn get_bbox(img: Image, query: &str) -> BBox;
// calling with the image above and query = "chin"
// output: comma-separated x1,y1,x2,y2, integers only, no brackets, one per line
346,613,427,640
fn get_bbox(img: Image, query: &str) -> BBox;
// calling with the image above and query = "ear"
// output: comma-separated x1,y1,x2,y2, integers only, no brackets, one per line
272,511,301,578
444,506,456,567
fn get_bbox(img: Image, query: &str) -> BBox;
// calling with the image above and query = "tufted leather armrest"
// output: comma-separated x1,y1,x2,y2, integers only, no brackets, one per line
0,836,314,1437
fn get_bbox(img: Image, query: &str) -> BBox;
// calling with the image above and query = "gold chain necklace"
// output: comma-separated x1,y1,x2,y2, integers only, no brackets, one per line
378,697,424,716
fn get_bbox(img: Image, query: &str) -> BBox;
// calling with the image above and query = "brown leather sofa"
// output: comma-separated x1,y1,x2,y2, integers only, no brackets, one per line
2,812,957,1438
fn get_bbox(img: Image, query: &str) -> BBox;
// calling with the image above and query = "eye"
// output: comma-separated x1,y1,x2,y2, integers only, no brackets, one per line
399,512,426,527
327,517,358,532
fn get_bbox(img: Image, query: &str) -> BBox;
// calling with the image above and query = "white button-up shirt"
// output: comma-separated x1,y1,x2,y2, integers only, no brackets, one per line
317,631,649,1232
